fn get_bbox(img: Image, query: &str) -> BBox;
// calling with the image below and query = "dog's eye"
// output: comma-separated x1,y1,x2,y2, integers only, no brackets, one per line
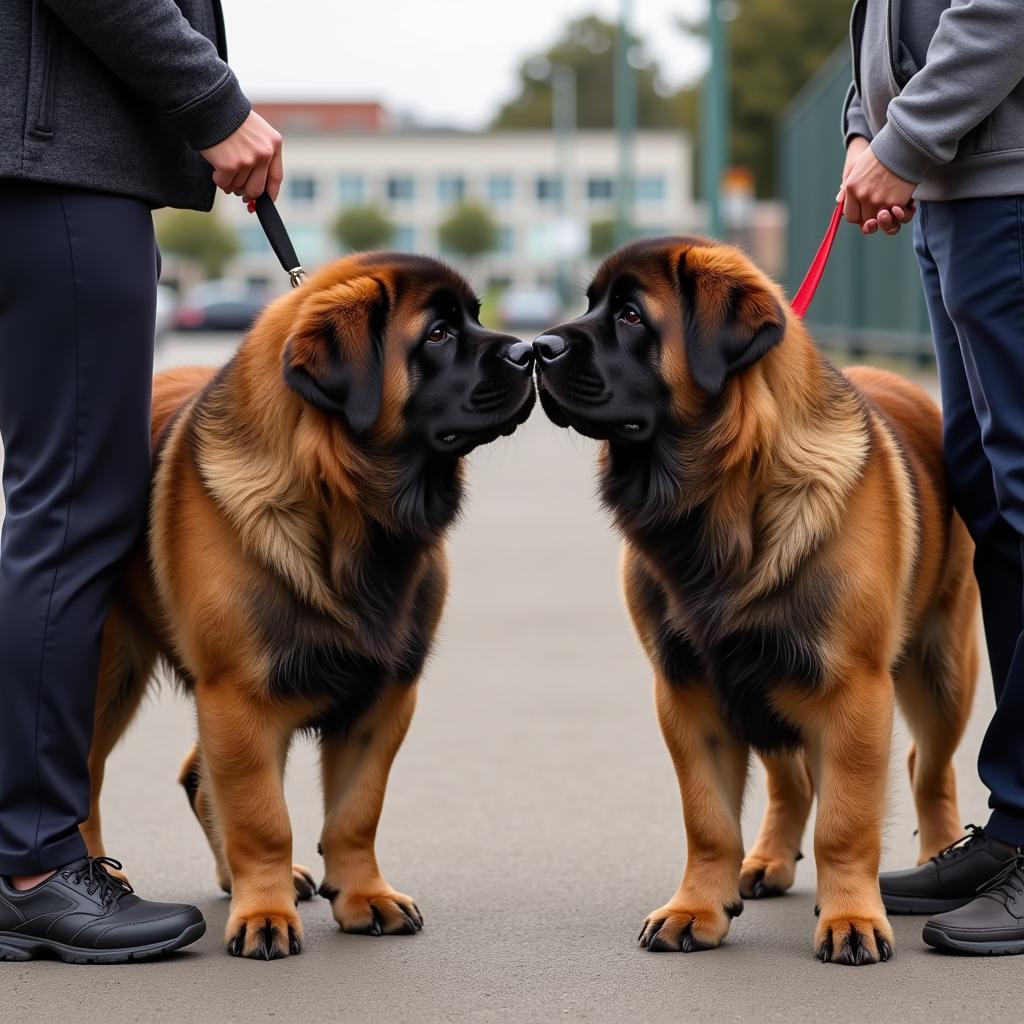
427,324,451,344
620,306,643,326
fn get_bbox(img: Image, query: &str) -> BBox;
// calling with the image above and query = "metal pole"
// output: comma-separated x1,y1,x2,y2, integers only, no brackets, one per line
615,0,636,246
553,63,577,302
702,2,728,238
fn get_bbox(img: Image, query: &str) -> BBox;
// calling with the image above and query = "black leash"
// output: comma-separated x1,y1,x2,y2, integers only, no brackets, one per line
250,193,306,288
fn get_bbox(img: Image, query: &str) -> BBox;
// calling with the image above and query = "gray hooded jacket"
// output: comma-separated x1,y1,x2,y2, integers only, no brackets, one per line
1,0,252,211
844,0,1024,200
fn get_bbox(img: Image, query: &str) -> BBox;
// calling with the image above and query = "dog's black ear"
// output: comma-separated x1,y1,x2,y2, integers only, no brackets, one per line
283,276,389,435
677,251,786,397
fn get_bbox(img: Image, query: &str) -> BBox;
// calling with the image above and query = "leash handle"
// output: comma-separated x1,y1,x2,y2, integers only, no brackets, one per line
791,201,844,318
251,194,306,288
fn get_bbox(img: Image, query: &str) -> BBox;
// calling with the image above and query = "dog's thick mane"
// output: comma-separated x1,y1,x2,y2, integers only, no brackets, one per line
604,325,871,647
184,340,462,668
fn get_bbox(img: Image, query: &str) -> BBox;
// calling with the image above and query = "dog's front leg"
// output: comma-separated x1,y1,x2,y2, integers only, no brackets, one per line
318,682,422,936
805,669,895,966
639,679,748,952
195,679,302,960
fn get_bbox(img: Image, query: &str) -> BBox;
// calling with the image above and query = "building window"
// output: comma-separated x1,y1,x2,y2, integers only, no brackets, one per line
393,226,417,252
288,176,317,202
497,225,515,255
338,174,365,205
535,176,563,203
487,175,515,203
438,175,465,203
289,225,328,261
636,175,667,203
238,224,269,254
587,177,615,201
387,176,416,201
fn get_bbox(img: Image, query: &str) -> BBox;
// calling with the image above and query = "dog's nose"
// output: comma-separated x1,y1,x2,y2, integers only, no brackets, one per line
533,334,568,361
504,340,535,368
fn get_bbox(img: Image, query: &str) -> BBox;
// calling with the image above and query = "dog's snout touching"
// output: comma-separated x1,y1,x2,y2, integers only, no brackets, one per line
533,334,568,361
504,340,535,369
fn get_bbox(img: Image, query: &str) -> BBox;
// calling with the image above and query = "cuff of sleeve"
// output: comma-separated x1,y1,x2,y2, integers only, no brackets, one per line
870,120,933,184
845,126,872,148
166,69,252,151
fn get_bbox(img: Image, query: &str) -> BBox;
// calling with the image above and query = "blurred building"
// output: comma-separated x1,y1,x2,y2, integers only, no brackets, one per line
215,102,695,292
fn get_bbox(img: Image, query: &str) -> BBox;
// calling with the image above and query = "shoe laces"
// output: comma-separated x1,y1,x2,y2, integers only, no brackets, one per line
976,853,1024,905
930,823,986,864
63,857,134,906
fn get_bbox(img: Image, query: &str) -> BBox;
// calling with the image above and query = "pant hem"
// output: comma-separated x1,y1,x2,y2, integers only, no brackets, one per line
0,831,88,877
986,810,1024,848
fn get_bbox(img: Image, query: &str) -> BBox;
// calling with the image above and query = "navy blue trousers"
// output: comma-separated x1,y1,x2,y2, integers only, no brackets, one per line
915,197,1024,846
0,182,156,875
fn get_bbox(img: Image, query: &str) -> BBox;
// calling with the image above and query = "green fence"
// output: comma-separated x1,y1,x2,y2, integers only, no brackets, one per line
779,46,932,360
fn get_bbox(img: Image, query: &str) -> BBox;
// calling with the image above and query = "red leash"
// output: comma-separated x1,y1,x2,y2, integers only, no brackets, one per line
790,201,844,318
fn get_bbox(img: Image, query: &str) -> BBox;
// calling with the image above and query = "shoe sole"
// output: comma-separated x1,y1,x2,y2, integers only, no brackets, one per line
0,920,206,964
922,923,1024,956
883,895,971,915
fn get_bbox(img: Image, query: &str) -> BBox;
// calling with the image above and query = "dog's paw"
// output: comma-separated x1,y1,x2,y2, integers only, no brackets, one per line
815,914,894,966
292,864,317,902
225,907,303,960
740,852,799,899
322,883,422,936
638,901,734,953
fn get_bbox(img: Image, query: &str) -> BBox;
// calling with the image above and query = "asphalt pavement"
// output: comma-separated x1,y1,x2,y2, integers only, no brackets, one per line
1,334,1018,1023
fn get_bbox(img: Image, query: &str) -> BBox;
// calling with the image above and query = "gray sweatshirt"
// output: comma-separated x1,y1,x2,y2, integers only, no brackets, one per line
1,1,252,211
844,0,1024,200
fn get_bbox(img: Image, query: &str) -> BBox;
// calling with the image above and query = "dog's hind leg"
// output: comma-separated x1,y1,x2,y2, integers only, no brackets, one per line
895,560,979,862
318,682,422,937
80,608,154,869
638,678,748,953
178,743,231,894
740,751,814,899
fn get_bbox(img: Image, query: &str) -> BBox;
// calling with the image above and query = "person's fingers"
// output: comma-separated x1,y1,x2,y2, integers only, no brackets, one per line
862,218,879,235
843,190,863,225
836,183,846,204
240,162,269,201
894,202,917,224
266,147,284,203
876,209,901,235
226,166,251,195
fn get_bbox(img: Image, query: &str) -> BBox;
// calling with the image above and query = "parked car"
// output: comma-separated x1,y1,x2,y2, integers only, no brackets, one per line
173,280,269,333
498,287,563,330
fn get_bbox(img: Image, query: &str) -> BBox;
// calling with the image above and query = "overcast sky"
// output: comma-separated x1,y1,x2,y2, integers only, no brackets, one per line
221,0,707,127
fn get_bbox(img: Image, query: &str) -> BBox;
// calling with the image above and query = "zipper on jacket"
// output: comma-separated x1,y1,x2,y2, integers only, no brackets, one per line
849,0,866,98
33,14,58,136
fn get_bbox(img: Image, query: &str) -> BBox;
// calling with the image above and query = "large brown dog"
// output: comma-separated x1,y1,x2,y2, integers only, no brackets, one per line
534,237,978,965
81,253,535,960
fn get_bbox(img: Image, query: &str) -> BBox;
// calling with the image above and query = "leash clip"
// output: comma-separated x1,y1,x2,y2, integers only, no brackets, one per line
288,267,306,289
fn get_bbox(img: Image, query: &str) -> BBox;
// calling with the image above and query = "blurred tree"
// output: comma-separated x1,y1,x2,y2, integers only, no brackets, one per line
156,208,238,279
333,206,395,252
677,0,851,195
589,218,618,259
492,15,677,130
439,202,498,261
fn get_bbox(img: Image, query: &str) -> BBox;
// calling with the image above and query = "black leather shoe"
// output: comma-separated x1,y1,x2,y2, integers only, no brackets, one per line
880,825,1018,915
0,857,205,964
923,855,1024,955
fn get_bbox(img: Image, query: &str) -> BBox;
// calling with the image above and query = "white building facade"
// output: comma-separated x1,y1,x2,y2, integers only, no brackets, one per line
217,127,695,291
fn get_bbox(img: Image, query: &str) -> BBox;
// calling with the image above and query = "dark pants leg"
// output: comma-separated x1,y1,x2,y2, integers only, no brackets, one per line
0,182,156,875
915,197,1024,846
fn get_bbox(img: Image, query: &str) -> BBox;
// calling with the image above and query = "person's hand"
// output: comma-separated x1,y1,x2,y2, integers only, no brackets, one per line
837,141,916,235
200,110,283,203
841,135,871,190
